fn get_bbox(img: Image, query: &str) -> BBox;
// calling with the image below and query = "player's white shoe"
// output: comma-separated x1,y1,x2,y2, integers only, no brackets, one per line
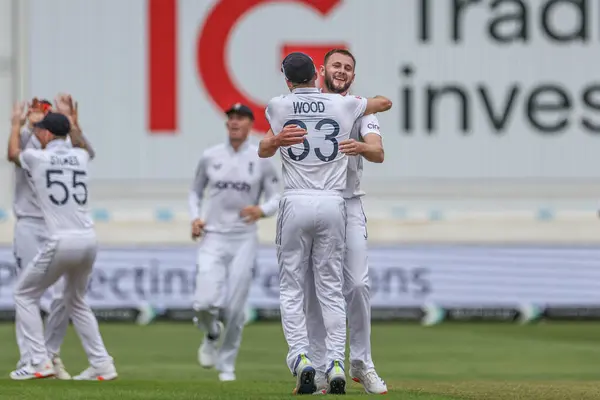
219,372,236,381
350,368,388,394
52,356,71,380
72,361,118,381
291,354,317,395
198,321,224,368
326,360,346,395
10,359,55,380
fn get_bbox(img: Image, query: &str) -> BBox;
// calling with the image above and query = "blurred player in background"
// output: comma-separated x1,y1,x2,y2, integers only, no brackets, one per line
304,49,387,394
260,52,392,394
189,104,281,382
7,102,116,381
11,96,95,379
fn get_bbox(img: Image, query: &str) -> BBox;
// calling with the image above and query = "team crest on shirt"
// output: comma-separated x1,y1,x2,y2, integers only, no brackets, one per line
248,162,254,174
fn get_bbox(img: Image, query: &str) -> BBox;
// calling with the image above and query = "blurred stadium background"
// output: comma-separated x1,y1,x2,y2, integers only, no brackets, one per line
1,0,600,398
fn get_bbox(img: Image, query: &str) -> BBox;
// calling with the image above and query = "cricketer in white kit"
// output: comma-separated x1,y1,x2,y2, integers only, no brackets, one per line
7,105,117,381
259,51,392,395
12,97,95,379
304,49,387,395
189,103,280,382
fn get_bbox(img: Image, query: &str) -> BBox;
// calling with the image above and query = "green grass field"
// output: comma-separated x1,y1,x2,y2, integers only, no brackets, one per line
1,321,600,399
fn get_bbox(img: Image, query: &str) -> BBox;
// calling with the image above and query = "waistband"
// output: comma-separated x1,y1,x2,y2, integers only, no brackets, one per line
16,216,45,226
283,189,343,197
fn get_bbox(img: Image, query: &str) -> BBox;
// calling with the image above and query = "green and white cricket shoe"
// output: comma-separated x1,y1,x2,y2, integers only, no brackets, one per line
292,354,317,395
326,360,346,395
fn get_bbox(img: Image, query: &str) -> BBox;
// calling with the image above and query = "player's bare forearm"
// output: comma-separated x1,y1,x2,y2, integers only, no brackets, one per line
7,121,22,166
69,126,90,153
258,131,278,158
364,96,393,116
360,135,384,163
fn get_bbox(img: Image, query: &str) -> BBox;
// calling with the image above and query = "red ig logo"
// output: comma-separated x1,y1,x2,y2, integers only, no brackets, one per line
148,0,346,134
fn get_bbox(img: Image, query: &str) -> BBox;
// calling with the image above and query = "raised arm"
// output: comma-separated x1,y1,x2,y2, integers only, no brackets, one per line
55,94,95,158
258,129,279,158
7,102,26,166
258,125,307,158
364,95,393,116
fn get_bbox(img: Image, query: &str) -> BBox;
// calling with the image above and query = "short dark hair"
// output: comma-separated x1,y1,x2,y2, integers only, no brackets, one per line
323,49,356,69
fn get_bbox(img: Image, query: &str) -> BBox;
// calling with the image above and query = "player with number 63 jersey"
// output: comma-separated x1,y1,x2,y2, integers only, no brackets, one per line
260,51,392,395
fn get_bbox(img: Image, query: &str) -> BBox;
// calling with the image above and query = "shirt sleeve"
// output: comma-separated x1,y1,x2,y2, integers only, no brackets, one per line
265,97,283,133
359,114,381,138
20,126,33,148
19,149,39,172
345,95,368,121
258,159,281,217
188,154,209,221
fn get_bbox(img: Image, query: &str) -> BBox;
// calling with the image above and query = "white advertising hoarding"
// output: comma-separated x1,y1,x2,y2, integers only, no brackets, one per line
25,0,600,180
1,245,600,311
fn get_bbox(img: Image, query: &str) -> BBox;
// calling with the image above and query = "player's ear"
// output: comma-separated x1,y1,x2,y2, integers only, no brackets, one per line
319,65,325,77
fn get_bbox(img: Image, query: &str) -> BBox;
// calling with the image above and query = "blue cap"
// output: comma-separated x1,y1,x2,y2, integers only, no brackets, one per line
33,112,71,136
281,52,316,84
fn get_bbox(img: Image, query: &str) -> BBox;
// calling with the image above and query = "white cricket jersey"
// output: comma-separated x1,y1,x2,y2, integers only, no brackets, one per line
13,127,95,220
188,140,281,234
18,140,94,234
265,87,367,191
13,127,43,219
343,114,381,199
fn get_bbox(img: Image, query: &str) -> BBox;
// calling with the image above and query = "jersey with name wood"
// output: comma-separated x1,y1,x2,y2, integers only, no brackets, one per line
190,142,280,234
18,141,93,234
266,88,367,191
343,114,381,199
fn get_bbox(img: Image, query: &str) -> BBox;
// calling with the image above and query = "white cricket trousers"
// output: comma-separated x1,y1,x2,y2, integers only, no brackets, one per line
276,190,347,374
13,218,69,364
305,197,374,373
13,230,112,367
192,231,257,373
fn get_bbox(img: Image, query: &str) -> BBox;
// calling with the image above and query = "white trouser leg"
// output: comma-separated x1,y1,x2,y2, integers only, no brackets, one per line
63,233,113,368
44,276,69,357
310,195,347,369
304,263,327,374
217,234,257,373
344,198,374,371
277,196,313,374
13,218,47,365
193,233,228,337
13,237,65,365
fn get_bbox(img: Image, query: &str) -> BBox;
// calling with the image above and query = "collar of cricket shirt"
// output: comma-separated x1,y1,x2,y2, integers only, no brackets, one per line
292,87,321,94
227,138,250,154
46,139,68,149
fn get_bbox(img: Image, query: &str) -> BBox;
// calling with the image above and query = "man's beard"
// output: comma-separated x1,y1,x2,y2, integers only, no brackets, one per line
324,74,352,94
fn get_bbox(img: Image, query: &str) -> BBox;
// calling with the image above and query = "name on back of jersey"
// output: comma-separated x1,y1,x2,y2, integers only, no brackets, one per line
293,101,325,114
51,155,80,167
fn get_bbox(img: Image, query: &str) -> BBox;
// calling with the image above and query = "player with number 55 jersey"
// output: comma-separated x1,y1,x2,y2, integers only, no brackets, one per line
7,105,116,381
260,52,392,395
